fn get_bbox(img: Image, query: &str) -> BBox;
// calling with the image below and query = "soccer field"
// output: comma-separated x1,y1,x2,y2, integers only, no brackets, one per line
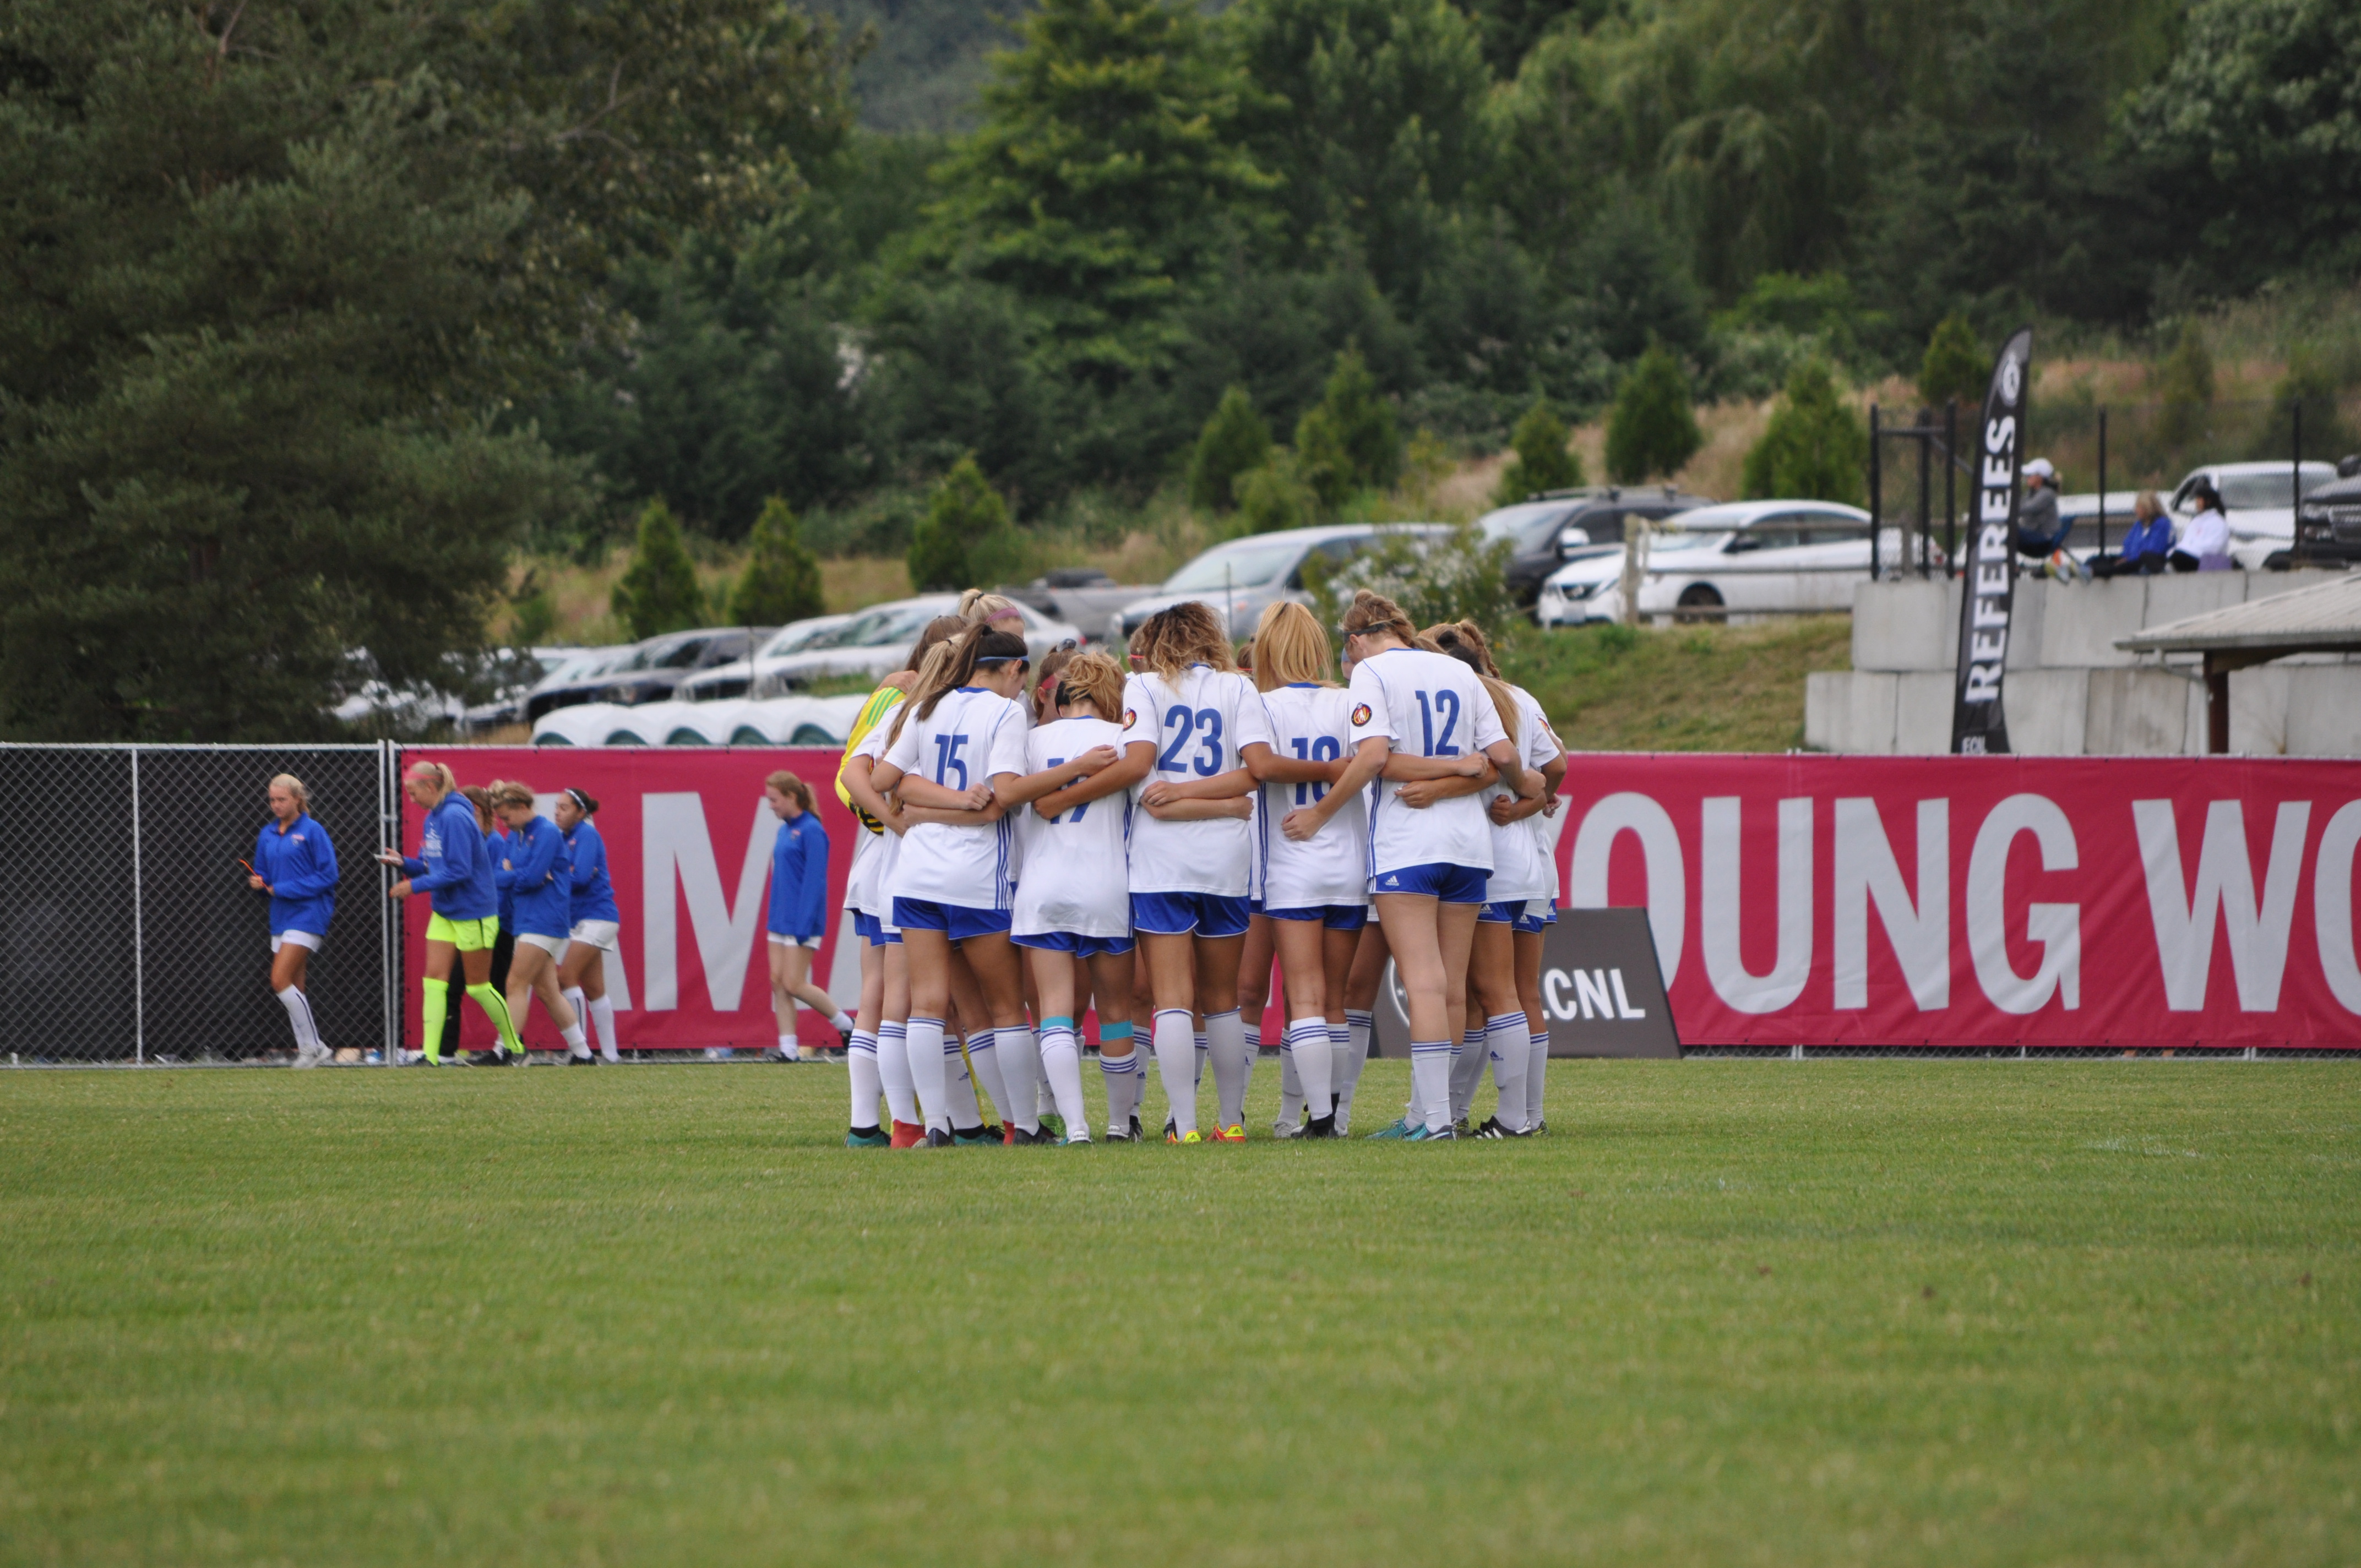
2,1062,2353,1566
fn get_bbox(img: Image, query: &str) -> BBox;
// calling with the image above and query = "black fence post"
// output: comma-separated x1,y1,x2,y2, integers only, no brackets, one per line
1944,400,1959,575
2097,407,2108,556
1869,404,1881,580
1917,407,1933,579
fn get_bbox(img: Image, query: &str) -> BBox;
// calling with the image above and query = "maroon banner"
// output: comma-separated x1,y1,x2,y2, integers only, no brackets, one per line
400,749,857,1051
1557,754,2361,1048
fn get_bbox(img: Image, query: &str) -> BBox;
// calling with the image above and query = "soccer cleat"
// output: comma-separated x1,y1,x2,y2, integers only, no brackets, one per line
1531,1119,1548,1136
1364,1117,1414,1140
761,1046,800,1064
1472,1116,1527,1140
1271,1117,1304,1140
1059,1130,1092,1147
1163,1128,1203,1145
1038,1113,1066,1141
1211,1124,1246,1142
1407,1123,1456,1141
922,1127,954,1148
1103,1120,1136,1142
1453,1116,1470,1137
292,1041,329,1069
846,1125,892,1148
1129,1114,1146,1142
888,1119,926,1150
1302,1115,1338,1139
1163,1117,1177,1141
952,1124,1003,1147
567,1052,596,1066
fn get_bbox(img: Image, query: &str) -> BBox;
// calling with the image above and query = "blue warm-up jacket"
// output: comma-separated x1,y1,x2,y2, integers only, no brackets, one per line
402,793,498,922
496,815,574,940
2118,513,2172,564
766,810,830,941
566,819,619,925
253,812,339,937
488,825,516,925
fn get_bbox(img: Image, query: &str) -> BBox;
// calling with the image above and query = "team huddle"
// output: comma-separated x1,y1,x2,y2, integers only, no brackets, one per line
833,586,1569,1147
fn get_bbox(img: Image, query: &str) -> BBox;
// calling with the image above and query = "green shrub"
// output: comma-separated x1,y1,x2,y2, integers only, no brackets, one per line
1237,456,1315,534
611,499,706,639
1495,398,1585,504
1293,403,1356,514
1187,386,1272,512
2154,322,2216,451
1917,314,1987,410
728,497,825,627
1741,361,1867,505
1319,347,1402,492
907,456,1022,591
1604,347,1702,483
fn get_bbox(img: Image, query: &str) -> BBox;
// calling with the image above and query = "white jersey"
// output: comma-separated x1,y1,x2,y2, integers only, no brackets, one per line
1347,646,1508,878
842,721,897,918
1012,716,1132,938
1483,684,1563,905
1255,683,1369,909
1122,665,1274,896
882,685,1031,910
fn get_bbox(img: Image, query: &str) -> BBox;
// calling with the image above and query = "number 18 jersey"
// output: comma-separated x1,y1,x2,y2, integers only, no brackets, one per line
1346,646,1508,878
880,685,1031,910
1256,683,1368,908
1121,664,1274,896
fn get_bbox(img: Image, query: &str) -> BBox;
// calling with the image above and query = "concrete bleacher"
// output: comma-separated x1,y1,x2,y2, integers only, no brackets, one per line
1805,570,2361,755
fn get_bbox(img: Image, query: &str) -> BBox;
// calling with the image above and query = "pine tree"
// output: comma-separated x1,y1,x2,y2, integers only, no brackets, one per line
728,498,826,628
1237,457,1315,533
1918,314,1987,410
1496,398,1585,504
1319,349,1403,491
1293,404,1358,513
1188,387,1274,512
612,500,706,639
1742,361,1868,505
907,456,1024,591
1603,347,1702,484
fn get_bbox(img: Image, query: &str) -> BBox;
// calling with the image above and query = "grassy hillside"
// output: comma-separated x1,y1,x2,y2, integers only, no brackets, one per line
1503,616,1853,753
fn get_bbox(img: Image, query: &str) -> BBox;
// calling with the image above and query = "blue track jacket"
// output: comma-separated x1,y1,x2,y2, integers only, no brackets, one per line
402,793,498,922
566,819,620,925
253,812,338,937
766,810,830,941
496,815,574,939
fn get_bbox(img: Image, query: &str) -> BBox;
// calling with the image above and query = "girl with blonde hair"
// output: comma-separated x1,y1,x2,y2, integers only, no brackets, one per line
485,782,594,1063
764,770,855,1061
248,774,339,1067
379,762,527,1066
1280,591,1534,1139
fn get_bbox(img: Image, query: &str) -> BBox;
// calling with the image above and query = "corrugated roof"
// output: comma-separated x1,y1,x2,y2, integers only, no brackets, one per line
2118,571,2361,654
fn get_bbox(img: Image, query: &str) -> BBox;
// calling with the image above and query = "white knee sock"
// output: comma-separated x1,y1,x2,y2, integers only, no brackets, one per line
1278,1043,1304,1127
905,1016,950,1134
1338,1010,1373,1126
876,1021,917,1126
1205,1009,1250,1130
563,986,589,1048
1193,1028,1208,1089
1288,1016,1333,1125
1525,1026,1549,1131
587,995,619,1061
966,1028,1015,1128
274,985,319,1052
1097,1025,1140,1134
848,1030,882,1131
1484,1014,1530,1130
1155,1010,1199,1136
996,1026,1041,1135
830,1009,855,1036
1411,1039,1452,1134
1449,1022,1488,1123
562,1022,590,1058
945,1034,986,1129
1038,1023,1086,1139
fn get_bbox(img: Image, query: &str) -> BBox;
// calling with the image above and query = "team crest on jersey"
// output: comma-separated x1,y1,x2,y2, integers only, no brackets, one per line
1121,708,1137,729
1350,703,1373,726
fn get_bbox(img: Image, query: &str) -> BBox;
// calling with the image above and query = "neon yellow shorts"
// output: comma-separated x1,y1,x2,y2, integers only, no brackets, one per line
426,913,500,952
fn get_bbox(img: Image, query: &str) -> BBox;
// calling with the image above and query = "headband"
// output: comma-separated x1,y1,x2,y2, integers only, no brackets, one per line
564,788,592,812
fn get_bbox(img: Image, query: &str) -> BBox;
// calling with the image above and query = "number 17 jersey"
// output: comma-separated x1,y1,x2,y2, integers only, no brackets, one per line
1121,664,1274,896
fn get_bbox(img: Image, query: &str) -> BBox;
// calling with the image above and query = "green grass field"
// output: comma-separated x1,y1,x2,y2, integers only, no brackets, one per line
3,1061,2354,1566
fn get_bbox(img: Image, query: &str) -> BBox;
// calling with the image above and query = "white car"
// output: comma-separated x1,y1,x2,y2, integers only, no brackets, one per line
530,695,868,747
1536,500,1922,625
755,595,1081,692
2166,461,2340,570
677,613,855,701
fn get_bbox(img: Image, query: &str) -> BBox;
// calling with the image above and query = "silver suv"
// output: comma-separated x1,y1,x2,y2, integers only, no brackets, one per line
1117,524,1451,641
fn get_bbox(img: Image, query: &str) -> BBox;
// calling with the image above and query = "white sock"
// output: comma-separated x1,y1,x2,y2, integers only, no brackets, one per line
946,1035,986,1129
877,1021,917,1126
966,1029,1015,1128
1278,1043,1304,1127
563,1023,590,1058
1098,1043,1139,1135
563,987,589,1049
1039,1025,1086,1138
587,995,619,1061
997,1026,1041,1135
848,1030,882,1130
1338,1010,1373,1125
906,1016,950,1133
777,1032,802,1063
1411,1041,1453,1134
830,1010,855,1035
1288,1016,1333,1125
1193,1029,1208,1090
1449,1023,1487,1123
1485,1013,1531,1130
1242,1022,1262,1057
1156,1010,1199,1136
1326,1023,1352,1128
275,985,319,1052
1525,1026,1549,1131
1205,1009,1250,1130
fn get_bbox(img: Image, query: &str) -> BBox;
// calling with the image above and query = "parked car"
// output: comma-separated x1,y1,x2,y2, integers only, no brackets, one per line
755,595,1083,693
678,613,855,701
460,646,585,733
2167,460,2340,571
1536,500,1920,625
593,627,777,708
523,643,648,722
1004,568,1152,644
1118,523,1454,641
529,695,868,747
2289,454,2361,569
1478,487,1716,608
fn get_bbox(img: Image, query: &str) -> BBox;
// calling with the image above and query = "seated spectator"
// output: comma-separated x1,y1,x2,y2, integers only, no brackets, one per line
2169,480,2234,571
2089,491,2173,577
2012,459,2068,556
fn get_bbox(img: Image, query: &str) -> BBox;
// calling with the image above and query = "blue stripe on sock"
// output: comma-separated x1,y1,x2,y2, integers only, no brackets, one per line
1410,1039,1452,1055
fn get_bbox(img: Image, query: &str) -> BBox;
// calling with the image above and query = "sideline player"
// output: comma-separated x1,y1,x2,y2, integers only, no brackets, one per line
248,773,338,1067
486,781,594,1063
381,761,526,1066
554,788,622,1063
763,770,855,1061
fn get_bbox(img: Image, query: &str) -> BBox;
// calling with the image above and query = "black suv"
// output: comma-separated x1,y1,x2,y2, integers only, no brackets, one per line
526,628,773,720
2289,454,2361,569
1479,486,1716,608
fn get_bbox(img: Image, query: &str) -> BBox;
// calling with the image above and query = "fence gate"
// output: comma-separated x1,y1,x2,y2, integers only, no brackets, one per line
0,744,400,1064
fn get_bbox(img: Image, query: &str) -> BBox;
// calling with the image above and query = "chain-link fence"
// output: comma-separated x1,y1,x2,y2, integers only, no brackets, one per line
0,744,400,1064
